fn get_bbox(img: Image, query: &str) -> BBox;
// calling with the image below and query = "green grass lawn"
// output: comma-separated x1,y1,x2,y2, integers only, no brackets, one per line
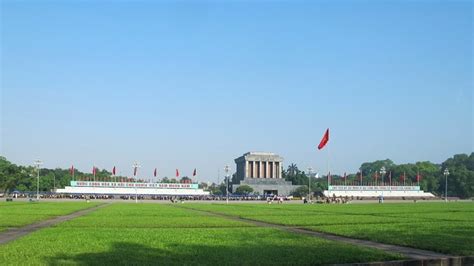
0,201,100,231
0,203,401,265
186,202,474,256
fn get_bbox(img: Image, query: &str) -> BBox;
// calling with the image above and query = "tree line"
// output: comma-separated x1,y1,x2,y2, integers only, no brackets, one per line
1,153,472,198
0,157,197,194
283,153,473,199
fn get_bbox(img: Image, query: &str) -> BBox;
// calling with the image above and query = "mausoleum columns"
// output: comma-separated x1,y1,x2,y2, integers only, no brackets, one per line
238,153,283,179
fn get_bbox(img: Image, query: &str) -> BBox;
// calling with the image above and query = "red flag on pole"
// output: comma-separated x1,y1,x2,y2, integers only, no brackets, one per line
416,172,421,183
133,167,137,177
328,171,331,184
176,169,179,177
70,165,74,175
92,166,96,175
193,168,197,177
317,128,330,150
112,166,116,175
154,168,157,177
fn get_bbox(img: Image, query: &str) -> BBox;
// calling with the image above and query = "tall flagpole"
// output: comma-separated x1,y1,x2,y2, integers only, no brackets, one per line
327,138,330,189
307,167,313,202
34,160,43,200
317,128,330,197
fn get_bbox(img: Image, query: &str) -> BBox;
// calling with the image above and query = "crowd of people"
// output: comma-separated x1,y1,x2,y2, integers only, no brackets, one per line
1,193,295,202
2,192,433,203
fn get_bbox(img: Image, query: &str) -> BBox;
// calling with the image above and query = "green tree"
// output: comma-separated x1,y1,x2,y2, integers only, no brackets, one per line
206,182,223,195
235,185,254,194
180,176,192,183
291,185,308,197
360,159,395,177
287,163,299,176
198,182,208,189
441,153,474,198
284,163,308,185
0,157,33,193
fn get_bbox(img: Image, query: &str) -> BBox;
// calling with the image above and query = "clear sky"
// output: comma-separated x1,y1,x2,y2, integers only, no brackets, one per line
1,0,472,182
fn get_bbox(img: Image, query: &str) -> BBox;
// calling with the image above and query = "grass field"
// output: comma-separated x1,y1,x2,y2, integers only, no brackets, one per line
186,202,474,255
0,203,401,265
0,202,100,232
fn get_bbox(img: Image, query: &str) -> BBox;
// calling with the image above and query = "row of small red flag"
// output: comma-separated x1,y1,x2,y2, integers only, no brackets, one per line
327,171,422,182
69,166,197,177
317,128,423,183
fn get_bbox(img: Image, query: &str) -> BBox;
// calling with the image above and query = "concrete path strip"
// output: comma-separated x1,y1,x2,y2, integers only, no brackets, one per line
0,203,109,245
179,206,448,260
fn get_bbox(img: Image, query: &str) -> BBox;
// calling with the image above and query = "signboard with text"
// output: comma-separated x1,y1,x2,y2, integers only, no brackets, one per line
328,185,420,191
71,181,198,189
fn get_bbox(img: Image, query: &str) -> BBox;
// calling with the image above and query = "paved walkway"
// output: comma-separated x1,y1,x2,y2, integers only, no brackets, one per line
179,206,451,261
0,203,109,245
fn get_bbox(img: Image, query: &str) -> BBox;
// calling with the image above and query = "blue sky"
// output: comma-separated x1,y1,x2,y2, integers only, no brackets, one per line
1,0,472,182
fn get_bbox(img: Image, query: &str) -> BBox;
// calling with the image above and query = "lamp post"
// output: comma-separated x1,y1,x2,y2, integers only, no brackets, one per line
132,162,141,203
34,160,42,200
380,166,386,203
224,165,230,204
444,168,449,203
307,167,313,202
52,173,56,192
380,166,386,186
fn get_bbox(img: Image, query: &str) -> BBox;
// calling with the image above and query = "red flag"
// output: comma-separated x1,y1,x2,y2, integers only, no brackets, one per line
328,171,331,183
70,165,74,175
193,168,196,177
416,172,421,182
92,166,96,175
176,169,179,177
133,167,137,176
317,128,330,150
399,173,404,182
112,166,116,175
154,168,157,177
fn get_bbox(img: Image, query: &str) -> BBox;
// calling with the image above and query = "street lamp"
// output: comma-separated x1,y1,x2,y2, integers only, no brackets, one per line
224,165,230,204
379,166,386,203
443,168,449,203
132,162,141,203
380,166,386,186
307,167,313,202
34,160,42,200
52,173,56,192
